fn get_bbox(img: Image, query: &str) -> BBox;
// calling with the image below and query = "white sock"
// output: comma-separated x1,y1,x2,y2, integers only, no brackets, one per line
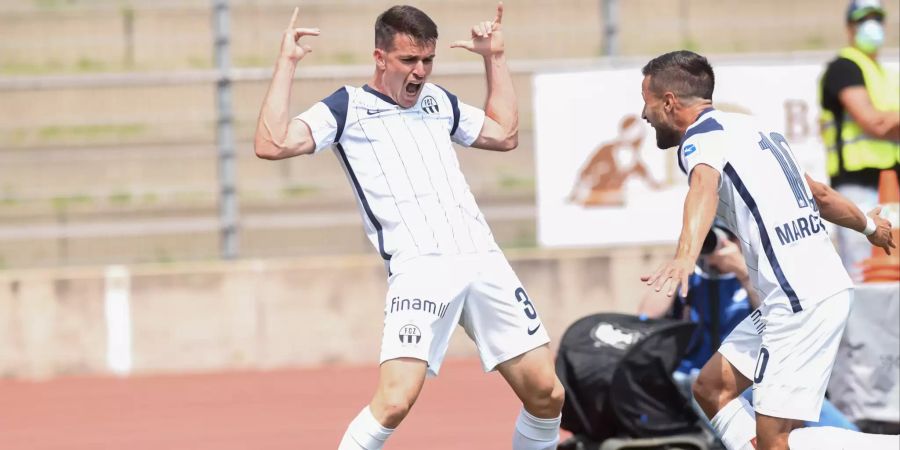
789,426,900,450
512,408,561,450
710,396,757,450
338,406,394,450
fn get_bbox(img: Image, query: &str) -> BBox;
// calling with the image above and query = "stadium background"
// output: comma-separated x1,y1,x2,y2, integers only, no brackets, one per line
0,0,898,448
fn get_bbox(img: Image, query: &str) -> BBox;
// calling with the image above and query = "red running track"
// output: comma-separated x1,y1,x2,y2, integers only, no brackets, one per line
0,358,569,450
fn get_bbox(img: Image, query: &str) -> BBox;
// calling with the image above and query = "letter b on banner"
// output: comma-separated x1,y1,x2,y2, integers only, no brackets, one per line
784,100,809,142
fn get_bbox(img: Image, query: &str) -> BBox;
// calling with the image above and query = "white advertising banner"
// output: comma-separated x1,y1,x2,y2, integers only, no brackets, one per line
534,58,898,248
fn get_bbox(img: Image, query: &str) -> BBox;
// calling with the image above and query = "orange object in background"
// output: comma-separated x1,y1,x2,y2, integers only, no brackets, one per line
861,169,900,283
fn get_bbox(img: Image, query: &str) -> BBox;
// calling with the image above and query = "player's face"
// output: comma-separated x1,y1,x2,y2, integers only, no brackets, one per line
375,34,435,108
641,76,681,149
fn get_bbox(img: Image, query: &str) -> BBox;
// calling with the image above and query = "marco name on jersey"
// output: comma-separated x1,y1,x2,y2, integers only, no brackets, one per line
775,213,827,246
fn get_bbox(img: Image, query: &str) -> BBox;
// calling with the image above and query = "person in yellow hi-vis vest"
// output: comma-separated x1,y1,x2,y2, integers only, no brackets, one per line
820,0,900,281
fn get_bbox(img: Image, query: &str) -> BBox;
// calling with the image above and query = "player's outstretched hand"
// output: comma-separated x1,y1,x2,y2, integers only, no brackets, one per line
281,7,320,63
450,2,505,56
866,206,896,255
641,257,695,298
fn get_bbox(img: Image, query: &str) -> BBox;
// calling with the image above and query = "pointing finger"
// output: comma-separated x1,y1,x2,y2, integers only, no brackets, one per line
450,40,474,50
293,28,320,40
288,6,299,29
494,1,504,24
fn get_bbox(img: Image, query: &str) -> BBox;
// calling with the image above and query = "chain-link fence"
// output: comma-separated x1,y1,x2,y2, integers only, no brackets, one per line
0,0,897,268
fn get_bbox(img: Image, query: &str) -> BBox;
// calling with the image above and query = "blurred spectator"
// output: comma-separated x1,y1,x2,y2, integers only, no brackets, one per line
639,224,859,431
819,0,900,280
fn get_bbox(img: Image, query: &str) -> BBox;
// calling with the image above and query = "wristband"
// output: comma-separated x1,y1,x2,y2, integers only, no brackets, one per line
863,216,877,236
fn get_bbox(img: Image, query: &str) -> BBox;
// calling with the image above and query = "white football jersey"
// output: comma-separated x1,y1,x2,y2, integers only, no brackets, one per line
680,109,852,311
297,83,499,273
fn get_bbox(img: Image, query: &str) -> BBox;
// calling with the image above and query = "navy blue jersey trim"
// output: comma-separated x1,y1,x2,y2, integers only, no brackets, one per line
697,107,715,120
435,85,461,136
362,84,399,106
723,163,802,312
336,143,392,262
678,116,724,176
680,117,724,148
322,87,349,142
678,150,688,175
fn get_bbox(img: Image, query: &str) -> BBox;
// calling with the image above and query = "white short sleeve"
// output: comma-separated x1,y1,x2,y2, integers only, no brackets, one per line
682,123,728,184
296,103,337,153
453,100,486,147
295,87,349,153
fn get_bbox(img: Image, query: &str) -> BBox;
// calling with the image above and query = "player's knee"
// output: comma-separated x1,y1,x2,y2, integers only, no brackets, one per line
548,378,566,414
525,377,565,416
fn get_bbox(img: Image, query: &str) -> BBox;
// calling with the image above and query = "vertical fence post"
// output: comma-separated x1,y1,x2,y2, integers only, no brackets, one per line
601,0,619,56
213,0,239,259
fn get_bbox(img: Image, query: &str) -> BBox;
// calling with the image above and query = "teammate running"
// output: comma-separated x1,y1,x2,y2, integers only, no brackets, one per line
639,50,895,450
254,4,563,449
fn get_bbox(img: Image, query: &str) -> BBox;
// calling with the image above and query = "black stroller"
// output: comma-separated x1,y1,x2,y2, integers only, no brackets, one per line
555,313,722,450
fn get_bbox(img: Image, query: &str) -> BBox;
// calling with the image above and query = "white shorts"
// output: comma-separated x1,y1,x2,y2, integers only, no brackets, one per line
718,289,852,422
379,252,550,377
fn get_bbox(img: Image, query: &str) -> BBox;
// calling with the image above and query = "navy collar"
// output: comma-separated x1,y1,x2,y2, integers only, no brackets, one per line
676,107,717,175
363,84,399,106
695,107,715,122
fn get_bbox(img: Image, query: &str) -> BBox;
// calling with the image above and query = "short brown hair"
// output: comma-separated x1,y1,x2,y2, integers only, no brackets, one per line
375,5,438,50
642,50,715,100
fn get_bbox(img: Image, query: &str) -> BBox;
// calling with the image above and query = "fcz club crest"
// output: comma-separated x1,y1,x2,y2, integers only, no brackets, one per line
399,324,422,344
421,96,439,114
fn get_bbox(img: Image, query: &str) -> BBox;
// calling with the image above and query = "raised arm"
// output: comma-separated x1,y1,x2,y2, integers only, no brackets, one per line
805,174,895,254
254,7,320,160
450,2,518,151
643,164,720,297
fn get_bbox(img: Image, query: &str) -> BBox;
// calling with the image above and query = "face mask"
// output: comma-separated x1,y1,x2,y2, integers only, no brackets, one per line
855,19,885,53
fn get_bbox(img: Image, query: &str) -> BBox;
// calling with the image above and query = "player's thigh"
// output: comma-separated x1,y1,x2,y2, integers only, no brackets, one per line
696,351,753,399
716,307,766,383
496,344,558,399
460,254,550,372
753,290,851,423
694,312,758,416
380,258,468,376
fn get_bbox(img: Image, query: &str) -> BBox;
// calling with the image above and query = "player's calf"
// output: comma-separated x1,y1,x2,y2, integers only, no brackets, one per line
755,413,796,450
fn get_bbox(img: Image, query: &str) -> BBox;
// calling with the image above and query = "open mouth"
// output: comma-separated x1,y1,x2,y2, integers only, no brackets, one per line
405,81,422,96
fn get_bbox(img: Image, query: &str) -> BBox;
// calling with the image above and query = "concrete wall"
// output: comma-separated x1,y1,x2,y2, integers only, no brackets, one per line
0,245,671,379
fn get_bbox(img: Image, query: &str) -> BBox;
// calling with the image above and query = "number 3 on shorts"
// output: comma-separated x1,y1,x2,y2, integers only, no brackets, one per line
515,287,538,320
753,347,770,383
